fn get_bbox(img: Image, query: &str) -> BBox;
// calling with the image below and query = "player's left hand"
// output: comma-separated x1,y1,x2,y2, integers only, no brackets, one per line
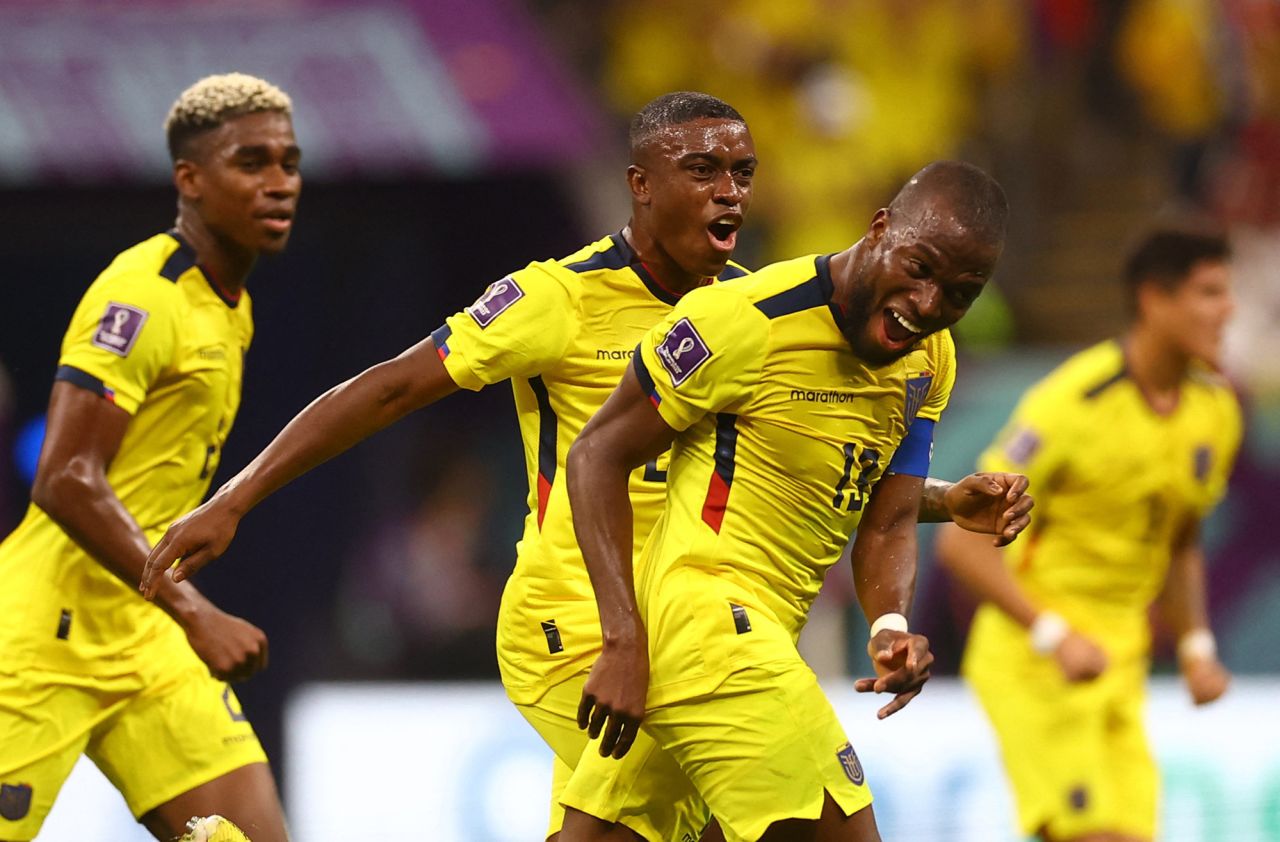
855,630,933,719
578,629,648,759
945,472,1034,547
1182,656,1231,706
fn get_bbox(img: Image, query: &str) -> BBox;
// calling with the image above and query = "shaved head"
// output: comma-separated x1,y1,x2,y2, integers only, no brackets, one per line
886,161,1008,252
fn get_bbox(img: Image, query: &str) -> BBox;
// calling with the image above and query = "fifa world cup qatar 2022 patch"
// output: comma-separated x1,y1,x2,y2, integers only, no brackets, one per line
466,276,525,329
655,317,711,386
92,302,148,357
0,782,32,821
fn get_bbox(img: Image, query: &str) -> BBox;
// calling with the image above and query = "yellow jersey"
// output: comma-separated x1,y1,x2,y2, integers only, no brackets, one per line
430,232,748,704
972,340,1242,660
0,232,253,676
632,254,955,706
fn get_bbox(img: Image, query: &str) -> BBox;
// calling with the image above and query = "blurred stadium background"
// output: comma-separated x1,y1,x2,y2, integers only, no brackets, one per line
1,0,1278,839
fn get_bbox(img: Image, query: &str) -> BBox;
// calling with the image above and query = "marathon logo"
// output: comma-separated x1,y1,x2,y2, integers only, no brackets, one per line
595,348,635,361
790,389,858,404
655,318,711,386
466,276,524,329
91,302,148,357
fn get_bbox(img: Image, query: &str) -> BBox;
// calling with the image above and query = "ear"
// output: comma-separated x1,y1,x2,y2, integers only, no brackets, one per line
173,159,201,202
1134,279,1169,322
865,208,891,245
627,164,651,206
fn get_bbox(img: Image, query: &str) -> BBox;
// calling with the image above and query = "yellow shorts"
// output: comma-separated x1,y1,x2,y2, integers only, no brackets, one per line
515,671,711,842
0,640,266,841
965,613,1157,839
641,660,873,842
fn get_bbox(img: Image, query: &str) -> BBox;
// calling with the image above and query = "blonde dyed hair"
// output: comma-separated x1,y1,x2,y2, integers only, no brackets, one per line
165,72,292,160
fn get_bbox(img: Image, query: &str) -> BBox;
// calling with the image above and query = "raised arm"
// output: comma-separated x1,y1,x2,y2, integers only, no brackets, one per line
1157,518,1230,705
934,522,1107,682
35,382,267,681
566,365,677,759
141,335,458,595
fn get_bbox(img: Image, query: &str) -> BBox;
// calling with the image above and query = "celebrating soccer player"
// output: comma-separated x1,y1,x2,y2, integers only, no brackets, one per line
141,97,1028,841
935,228,1238,842
564,161,1011,842
0,74,296,841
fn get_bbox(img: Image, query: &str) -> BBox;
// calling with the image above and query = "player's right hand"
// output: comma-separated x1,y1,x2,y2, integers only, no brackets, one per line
856,630,934,719
140,498,240,599
182,602,269,683
578,636,648,759
1053,631,1108,682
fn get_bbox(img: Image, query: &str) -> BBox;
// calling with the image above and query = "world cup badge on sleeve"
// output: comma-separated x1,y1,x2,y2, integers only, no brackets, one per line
655,317,711,386
466,276,525,329
0,782,32,820
92,302,148,357
1004,426,1041,465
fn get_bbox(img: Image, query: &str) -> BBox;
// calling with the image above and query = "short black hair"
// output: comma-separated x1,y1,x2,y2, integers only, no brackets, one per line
887,161,1009,247
1123,228,1231,313
629,92,746,161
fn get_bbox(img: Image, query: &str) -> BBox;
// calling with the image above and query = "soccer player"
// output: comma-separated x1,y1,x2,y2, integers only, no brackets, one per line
140,97,1028,841
935,229,1239,842
0,74,297,841
564,161,1010,842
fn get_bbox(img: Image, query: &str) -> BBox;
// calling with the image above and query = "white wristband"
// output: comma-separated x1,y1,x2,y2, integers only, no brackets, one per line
1177,628,1217,664
1029,611,1069,655
869,612,909,638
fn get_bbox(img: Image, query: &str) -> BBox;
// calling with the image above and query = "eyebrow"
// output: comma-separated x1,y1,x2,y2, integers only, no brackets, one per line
232,144,301,157
677,151,758,167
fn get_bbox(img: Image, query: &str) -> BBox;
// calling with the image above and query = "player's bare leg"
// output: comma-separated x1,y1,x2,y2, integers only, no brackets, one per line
560,807,645,842
757,791,881,842
140,762,287,842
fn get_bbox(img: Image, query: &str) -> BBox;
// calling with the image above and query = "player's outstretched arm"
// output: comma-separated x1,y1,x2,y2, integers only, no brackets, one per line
141,336,459,597
1158,518,1230,705
934,523,1107,682
918,473,1034,545
566,366,677,759
848,472,934,719
33,383,267,682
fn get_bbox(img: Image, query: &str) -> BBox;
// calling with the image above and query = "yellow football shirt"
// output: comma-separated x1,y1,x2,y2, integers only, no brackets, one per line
430,232,748,704
632,254,955,706
0,232,254,676
970,340,1242,660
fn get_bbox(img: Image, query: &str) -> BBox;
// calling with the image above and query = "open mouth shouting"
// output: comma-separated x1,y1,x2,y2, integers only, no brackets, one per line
880,307,925,352
707,213,741,254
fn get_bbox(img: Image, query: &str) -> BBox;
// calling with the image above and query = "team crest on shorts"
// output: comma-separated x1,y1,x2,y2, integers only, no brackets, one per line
0,783,32,821
466,276,524,328
222,686,248,723
655,318,711,386
92,302,148,357
836,742,865,786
